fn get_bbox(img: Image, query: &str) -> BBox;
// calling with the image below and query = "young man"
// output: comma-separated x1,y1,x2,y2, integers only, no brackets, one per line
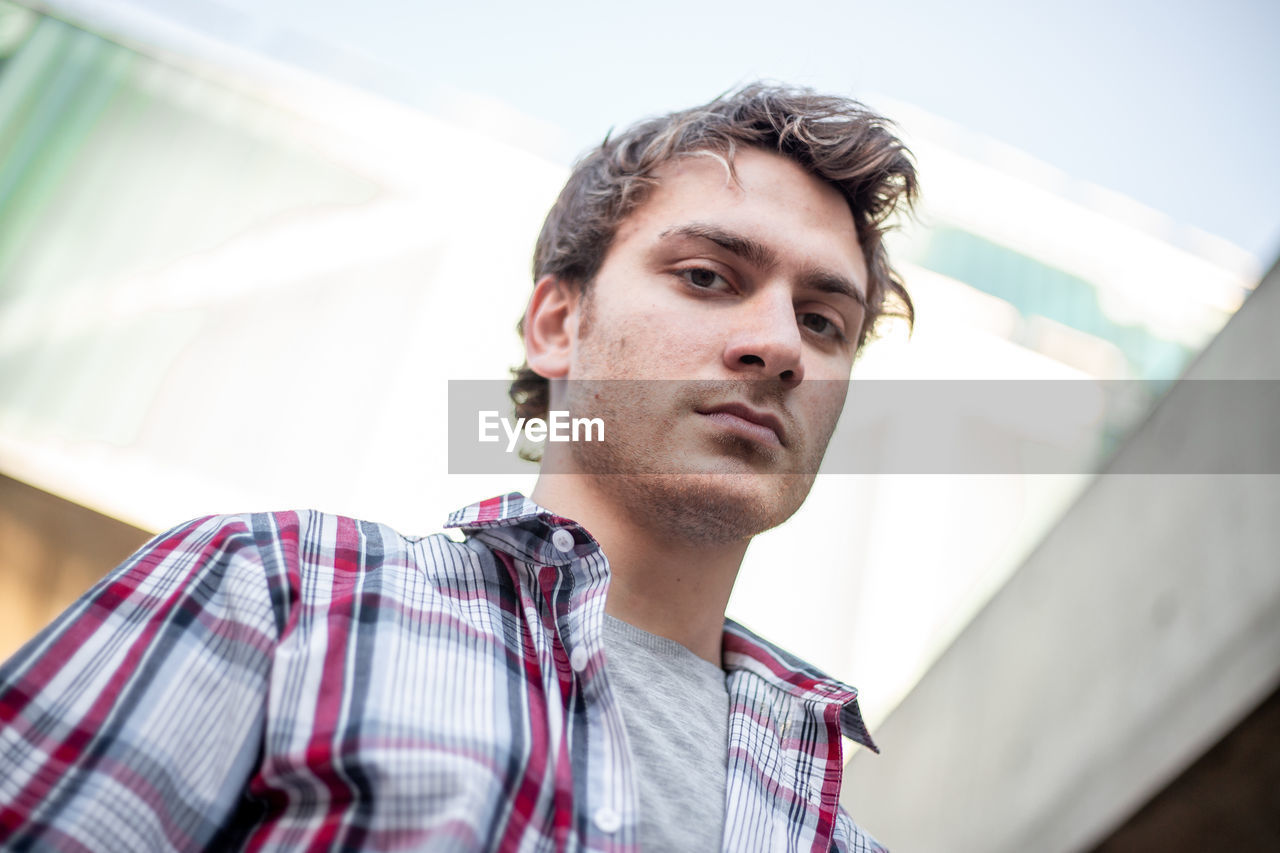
0,85,916,851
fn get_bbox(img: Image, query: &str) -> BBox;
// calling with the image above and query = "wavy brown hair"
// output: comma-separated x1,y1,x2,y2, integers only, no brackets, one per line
510,83,918,421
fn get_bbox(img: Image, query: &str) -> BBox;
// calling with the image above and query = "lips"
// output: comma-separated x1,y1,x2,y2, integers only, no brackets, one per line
696,402,787,447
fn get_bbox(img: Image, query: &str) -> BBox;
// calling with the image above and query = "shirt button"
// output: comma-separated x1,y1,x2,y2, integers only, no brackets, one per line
570,646,589,673
551,528,576,553
593,806,622,833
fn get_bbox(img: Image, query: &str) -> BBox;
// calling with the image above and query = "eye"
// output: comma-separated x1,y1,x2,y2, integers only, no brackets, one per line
799,311,843,339
679,267,731,291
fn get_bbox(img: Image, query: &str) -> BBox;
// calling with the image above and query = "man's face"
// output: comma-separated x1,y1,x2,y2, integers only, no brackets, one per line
559,146,868,542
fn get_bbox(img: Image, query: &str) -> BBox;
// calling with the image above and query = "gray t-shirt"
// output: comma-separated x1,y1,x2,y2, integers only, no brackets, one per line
602,614,730,850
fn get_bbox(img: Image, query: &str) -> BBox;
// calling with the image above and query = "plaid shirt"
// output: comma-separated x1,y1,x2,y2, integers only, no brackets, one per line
0,493,886,852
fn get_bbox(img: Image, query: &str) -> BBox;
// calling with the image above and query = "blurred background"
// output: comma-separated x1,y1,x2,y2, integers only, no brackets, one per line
0,0,1276,849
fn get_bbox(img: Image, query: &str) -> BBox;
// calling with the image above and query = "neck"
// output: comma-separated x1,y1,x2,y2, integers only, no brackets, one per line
531,471,749,667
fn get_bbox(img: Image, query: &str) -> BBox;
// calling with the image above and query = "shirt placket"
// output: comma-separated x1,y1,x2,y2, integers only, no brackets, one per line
534,523,640,852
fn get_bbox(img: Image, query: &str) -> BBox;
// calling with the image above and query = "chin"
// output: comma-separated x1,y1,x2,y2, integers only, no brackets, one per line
611,470,816,545
566,414,821,544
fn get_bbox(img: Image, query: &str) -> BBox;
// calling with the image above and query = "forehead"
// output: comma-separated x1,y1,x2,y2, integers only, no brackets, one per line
614,146,867,294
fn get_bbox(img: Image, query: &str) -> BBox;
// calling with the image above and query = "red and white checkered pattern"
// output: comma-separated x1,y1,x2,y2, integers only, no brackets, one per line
0,494,884,851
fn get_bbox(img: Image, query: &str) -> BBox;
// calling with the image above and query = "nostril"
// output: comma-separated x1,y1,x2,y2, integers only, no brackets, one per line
779,369,795,381
739,354,765,366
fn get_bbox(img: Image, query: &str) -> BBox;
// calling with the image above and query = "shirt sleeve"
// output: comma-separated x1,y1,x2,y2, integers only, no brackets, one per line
0,514,285,851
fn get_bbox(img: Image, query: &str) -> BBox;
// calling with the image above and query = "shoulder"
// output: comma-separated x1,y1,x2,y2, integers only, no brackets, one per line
119,511,481,631
144,510,462,572
122,510,462,604
120,512,504,632
212,512,509,595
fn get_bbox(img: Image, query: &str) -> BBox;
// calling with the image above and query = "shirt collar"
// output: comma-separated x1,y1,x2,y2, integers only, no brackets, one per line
445,493,878,753
445,492,599,567
444,492,555,530
722,618,878,753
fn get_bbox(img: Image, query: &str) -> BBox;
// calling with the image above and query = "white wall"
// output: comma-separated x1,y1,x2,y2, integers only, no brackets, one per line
842,263,1280,852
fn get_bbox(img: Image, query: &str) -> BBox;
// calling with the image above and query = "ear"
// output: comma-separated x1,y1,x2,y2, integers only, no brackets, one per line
522,275,581,380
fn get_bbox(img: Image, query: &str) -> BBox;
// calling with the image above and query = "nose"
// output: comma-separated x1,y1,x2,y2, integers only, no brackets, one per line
722,288,805,386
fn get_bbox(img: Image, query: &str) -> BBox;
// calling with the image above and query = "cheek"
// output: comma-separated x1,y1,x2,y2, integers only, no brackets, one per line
592,312,711,376
801,385,849,446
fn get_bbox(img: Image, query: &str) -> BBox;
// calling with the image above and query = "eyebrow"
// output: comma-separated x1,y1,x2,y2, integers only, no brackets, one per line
658,223,868,309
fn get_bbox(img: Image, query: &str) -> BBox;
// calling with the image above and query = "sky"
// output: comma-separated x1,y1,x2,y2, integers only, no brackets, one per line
74,0,1280,266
